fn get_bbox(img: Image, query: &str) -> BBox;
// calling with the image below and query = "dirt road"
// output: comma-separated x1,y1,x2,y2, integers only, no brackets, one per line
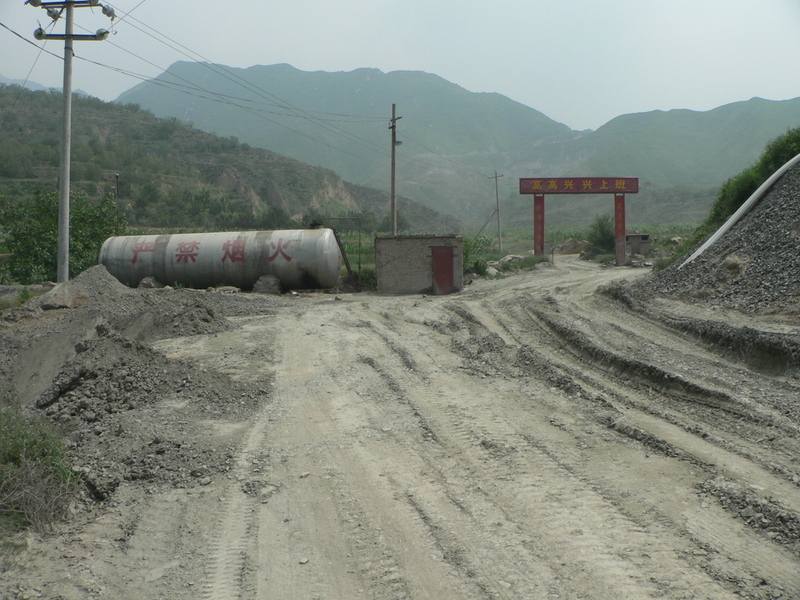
4,256,800,600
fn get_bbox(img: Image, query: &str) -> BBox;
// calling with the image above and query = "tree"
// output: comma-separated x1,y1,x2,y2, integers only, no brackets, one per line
586,214,615,253
0,189,126,284
378,211,411,233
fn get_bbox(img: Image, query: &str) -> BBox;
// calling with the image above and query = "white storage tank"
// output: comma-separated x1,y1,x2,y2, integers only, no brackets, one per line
99,229,342,290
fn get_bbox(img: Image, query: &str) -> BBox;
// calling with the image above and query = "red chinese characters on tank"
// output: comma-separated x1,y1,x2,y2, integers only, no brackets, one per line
268,239,292,262
222,239,247,263
131,242,155,265
175,241,200,263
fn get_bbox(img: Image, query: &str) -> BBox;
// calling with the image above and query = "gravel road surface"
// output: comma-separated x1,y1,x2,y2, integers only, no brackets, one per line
2,254,799,600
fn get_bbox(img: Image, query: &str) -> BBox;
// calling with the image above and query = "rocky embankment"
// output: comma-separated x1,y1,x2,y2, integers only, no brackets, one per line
640,162,800,315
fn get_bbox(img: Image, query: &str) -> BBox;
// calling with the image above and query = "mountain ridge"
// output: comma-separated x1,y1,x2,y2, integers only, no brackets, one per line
114,62,800,225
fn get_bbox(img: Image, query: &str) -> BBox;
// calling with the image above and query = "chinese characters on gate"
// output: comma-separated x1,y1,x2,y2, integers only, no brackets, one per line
519,177,639,195
129,238,294,265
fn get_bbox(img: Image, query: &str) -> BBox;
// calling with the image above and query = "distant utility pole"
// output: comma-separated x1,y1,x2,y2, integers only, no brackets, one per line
492,171,504,252
389,103,402,236
27,0,114,283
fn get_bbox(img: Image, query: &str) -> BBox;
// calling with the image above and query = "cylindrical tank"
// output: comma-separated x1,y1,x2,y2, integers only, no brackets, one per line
99,229,342,290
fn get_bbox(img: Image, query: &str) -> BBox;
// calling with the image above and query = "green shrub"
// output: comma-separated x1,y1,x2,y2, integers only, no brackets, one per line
586,214,616,253
355,266,377,289
708,126,800,227
463,235,492,269
589,253,616,264
0,189,126,284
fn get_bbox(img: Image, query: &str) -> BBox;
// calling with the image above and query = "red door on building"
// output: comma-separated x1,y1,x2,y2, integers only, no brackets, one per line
431,246,454,295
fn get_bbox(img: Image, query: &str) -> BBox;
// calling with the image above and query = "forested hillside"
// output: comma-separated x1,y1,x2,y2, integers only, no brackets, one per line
0,85,450,233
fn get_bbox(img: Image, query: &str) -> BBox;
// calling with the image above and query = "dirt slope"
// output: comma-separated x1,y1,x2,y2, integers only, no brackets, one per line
2,257,800,600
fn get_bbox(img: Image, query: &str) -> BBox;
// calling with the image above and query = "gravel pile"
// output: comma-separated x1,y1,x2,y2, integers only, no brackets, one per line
640,162,800,315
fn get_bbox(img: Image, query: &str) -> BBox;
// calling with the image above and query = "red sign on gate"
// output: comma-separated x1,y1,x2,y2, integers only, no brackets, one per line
519,177,638,195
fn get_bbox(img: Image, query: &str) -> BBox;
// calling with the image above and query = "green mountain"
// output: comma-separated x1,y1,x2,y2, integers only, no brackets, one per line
117,62,577,223
116,62,800,226
0,85,450,234
580,98,800,186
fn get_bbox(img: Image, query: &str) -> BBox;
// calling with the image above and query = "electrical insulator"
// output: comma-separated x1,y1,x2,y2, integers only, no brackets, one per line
33,27,46,40
102,5,115,19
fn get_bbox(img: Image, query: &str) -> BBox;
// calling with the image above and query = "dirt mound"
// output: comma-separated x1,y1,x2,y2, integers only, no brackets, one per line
638,162,800,315
0,265,281,503
35,326,263,499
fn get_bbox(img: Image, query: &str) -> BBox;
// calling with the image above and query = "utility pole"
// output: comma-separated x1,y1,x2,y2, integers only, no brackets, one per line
389,104,402,236
28,0,114,282
492,171,504,252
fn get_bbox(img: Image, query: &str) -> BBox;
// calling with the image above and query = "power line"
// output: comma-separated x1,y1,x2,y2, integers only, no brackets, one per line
109,0,149,27
23,0,115,283
4,9,507,211
6,8,497,182
0,20,57,134
5,6,391,163
110,11,389,147
3,32,380,168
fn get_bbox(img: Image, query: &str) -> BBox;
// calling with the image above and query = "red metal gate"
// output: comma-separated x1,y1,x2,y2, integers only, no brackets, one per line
519,177,639,266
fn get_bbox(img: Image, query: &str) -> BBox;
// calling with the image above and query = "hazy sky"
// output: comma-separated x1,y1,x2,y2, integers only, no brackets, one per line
2,0,800,131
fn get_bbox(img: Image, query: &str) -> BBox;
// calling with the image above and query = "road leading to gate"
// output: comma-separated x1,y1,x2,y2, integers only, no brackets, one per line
162,256,800,600
5,256,799,600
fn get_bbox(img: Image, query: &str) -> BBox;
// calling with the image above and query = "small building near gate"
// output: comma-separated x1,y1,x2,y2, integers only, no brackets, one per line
625,233,652,256
375,235,463,295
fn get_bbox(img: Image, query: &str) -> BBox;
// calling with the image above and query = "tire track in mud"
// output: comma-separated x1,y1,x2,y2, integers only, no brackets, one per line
433,290,800,597
362,358,737,599
246,302,491,600
356,310,740,599
481,295,800,470
351,358,550,599
195,258,800,600
533,295,800,471
257,302,563,599
459,290,800,475
200,392,269,600
343,281,800,600
155,321,276,600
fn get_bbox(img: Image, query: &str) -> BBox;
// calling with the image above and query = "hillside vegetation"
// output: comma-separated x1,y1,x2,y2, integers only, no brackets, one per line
657,125,800,268
0,85,449,234
117,62,800,225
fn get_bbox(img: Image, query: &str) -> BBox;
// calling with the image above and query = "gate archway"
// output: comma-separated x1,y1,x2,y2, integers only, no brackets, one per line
519,177,639,265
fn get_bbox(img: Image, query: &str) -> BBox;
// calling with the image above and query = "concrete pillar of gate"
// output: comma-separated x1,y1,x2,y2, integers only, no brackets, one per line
534,194,545,255
614,193,626,266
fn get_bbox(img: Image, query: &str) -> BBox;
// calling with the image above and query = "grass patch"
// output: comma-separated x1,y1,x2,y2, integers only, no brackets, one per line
0,287,46,311
502,255,551,270
586,253,616,264
0,403,79,535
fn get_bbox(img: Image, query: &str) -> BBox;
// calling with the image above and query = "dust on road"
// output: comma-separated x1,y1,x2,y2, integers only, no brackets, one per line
2,256,800,600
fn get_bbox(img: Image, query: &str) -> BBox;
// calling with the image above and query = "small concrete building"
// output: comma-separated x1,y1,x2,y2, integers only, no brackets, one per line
375,235,463,295
625,233,652,256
